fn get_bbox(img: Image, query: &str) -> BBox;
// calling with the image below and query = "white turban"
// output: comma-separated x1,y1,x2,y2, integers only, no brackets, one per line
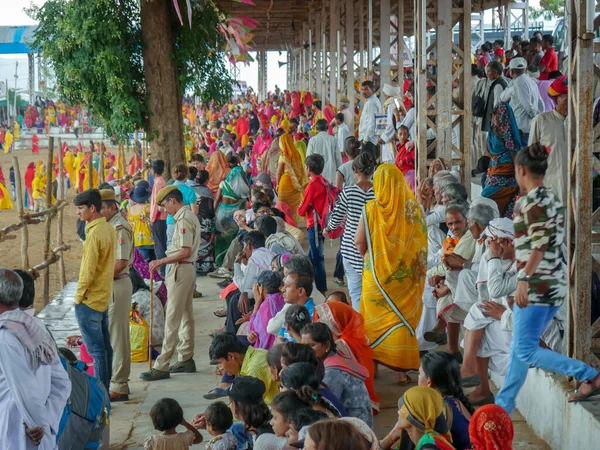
383,83,401,97
485,218,514,240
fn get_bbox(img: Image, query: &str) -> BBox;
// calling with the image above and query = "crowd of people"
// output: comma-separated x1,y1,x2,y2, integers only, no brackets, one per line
1,32,600,450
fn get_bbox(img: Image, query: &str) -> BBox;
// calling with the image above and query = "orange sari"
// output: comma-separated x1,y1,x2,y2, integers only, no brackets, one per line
313,302,380,412
206,151,230,193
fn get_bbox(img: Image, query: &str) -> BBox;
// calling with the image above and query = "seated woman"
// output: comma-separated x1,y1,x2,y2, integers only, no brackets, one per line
305,420,372,450
468,404,514,450
302,322,373,428
246,271,285,350
312,302,379,414
284,304,312,342
379,386,455,450
419,352,473,449
280,343,347,418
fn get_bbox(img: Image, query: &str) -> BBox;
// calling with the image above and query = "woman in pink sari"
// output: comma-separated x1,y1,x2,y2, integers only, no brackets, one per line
323,103,337,135
251,128,272,177
246,271,285,349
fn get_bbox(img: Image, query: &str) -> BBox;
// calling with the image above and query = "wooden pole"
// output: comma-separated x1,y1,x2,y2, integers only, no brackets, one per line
56,138,66,287
98,142,105,184
143,138,149,182
87,146,93,190
12,157,29,269
148,274,154,369
43,136,54,306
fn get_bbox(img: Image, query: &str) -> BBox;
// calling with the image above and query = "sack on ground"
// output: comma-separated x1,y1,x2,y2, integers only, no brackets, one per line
130,304,149,363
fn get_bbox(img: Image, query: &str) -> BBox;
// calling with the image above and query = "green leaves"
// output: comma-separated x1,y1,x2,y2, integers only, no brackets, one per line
28,0,234,141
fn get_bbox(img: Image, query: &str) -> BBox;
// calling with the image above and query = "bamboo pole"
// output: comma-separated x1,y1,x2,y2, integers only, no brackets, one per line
98,142,105,184
28,244,70,276
148,274,154,369
57,138,66,287
43,137,54,306
11,157,29,268
87,145,93,190
142,138,149,182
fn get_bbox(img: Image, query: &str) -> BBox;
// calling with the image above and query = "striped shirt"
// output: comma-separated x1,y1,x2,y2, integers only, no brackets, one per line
327,185,375,273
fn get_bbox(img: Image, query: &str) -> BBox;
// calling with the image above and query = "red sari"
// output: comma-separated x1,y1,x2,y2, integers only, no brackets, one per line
313,302,380,412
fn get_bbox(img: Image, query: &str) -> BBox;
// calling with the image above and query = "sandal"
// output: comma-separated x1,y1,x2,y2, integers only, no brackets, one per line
203,387,229,400
213,309,227,318
396,374,412,386
568,373,600,402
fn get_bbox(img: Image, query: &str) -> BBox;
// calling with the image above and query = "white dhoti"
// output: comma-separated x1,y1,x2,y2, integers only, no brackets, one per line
417,282,439,351
381,142,396,163
453,269,482,313
463,301,512,376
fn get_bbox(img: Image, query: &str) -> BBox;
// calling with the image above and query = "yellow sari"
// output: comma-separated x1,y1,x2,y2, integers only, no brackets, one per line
361,164,428,371
277,134,305,218
294,139,307,165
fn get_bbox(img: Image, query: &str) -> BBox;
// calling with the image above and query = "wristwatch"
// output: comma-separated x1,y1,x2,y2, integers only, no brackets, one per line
517,271,532,282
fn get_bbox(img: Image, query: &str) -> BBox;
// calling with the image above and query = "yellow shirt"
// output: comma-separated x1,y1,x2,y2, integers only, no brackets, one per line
240,346,279,405
75,217,117,312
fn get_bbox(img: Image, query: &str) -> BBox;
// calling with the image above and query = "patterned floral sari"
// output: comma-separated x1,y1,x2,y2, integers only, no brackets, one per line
361,164,427,372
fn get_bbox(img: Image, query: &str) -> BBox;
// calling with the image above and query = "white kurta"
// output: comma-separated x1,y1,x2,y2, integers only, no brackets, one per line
0,330,71,450
528,109,568,205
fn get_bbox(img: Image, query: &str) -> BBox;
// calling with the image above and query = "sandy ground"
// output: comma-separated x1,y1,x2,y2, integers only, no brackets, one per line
1,147,87,311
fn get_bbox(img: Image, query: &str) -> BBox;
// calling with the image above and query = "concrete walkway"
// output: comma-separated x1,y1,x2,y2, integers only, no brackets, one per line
39,246,550,449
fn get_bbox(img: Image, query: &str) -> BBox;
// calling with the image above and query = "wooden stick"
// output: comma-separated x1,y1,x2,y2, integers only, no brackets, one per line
12,157,29,268
57,137,66,287
87,146,93,190
98,142,105,184
28,244,70,276
148,273,154,369
43,137,54,306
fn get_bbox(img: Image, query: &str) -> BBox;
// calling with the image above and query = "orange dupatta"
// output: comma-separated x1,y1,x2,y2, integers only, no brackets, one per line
206,151,230,193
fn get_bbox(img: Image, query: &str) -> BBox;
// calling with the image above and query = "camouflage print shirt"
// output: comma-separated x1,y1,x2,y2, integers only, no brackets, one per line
514,186,567,306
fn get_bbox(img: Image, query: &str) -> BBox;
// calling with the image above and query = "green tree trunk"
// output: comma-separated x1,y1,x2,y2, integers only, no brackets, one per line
140,0,184,175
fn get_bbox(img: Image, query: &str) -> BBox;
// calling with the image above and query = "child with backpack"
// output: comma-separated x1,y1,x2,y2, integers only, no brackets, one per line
297,154,333,294
145,398,203,450
191,401,238,450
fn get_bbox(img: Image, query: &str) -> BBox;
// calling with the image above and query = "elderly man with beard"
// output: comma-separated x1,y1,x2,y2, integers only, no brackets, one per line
0,268,71,449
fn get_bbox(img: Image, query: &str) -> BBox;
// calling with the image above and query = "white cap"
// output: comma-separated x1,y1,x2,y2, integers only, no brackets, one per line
508,57,527,70
383,83,401,97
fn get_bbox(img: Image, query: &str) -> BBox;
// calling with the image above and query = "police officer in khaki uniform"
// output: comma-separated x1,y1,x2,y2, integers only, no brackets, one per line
99,189,134,401
141,186,200,381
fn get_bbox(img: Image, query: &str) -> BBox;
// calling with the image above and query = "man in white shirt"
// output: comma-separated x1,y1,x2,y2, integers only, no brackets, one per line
0,268,71,450
338,96,355,133
378,83,402,163
334,113,350,154
358,80,382,156
306,119,342,185
499,57,544,144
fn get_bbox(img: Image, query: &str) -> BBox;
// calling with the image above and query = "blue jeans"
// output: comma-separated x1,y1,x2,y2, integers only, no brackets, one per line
308,226,327,293
229,422,252,450
343,258,362,312
496,304,599,414
137,246,154,262
75,303,113,390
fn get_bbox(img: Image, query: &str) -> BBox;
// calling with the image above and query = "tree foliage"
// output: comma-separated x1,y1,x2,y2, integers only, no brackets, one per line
529,0,564,21
28,0,234,141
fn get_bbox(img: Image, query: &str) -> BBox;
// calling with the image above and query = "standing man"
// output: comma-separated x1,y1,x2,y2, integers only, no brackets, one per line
334,113,350,155
306,119,342,185
538,35,558,81
0,268,71,449
378,83,401,163
141,186,200,381
338,96,355,133
73,189,116,390
150,160,168,277
528,75,569,205
358,80,383,157
99,189,134,402
480,61,508,139
500,57,544,144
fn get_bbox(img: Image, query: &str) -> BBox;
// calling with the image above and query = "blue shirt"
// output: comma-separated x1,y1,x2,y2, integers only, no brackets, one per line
166,181,197,225
278,298,315,341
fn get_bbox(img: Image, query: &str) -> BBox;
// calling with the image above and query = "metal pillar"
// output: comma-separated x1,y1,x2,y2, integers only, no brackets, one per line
321,2,327,103
472,12,485,53
315,15,322,99
567,0,600,368
504,1,530,45
345,0,355,109
367,0,373,74
257,50,267,101
414,0,472,185
309,26,315,93
329,0,338,106
28,53,35,106
358,0,365,81
380,0,391,89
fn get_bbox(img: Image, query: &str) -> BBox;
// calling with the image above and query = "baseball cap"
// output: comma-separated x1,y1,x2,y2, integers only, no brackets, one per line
508,57,527,70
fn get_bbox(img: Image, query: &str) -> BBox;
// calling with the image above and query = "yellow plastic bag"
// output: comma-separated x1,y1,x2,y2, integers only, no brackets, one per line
130,304,149,363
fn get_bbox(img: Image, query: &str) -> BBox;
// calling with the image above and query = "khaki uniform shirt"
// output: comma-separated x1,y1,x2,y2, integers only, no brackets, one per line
167,207,200,262
109,212,134,276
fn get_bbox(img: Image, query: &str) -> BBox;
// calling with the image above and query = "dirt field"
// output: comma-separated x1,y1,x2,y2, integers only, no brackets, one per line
1,147,86,311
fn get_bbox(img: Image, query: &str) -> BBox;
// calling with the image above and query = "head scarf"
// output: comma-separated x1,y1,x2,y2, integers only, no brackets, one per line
241,134,250,148
313,302,379,411
398,387,453,443
253,128,273,157
339,418,379,450
468,404,514,450
206,151,230,193
548,75,568,97
303,91,313,108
